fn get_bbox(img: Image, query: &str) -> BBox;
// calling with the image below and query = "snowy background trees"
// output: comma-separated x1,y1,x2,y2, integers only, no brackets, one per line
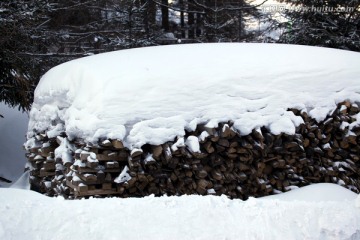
276,0,360,51
1,0,358,112
0,0,268,112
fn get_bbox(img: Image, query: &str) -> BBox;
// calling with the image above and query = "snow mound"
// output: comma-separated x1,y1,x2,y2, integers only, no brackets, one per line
0,184,359,240
356,194,360,208
27,44,360,149
10,171,30,190
0,188,44,201
262,183,358,202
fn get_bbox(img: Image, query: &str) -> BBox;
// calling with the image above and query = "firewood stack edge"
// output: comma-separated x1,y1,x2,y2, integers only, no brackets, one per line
25,101,360,199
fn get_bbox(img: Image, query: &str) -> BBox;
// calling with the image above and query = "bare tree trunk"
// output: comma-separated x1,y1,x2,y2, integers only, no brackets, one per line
142,0,156,35
238,0,243,41
188,0,195,39
196,12,202,37
161,0,169,32
179,0,185,38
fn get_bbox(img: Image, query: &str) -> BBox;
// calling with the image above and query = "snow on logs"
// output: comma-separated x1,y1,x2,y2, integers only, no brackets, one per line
25,101,360,199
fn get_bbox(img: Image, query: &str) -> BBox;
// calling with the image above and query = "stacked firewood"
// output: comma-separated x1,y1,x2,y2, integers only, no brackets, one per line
25,101,360,199
26,135,60,196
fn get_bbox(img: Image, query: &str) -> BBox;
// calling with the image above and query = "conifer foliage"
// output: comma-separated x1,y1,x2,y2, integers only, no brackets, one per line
4,0,357,112
0,0,160,111
276,0,360,51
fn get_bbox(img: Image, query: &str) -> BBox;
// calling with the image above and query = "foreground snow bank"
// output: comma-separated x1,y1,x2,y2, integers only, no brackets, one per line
27,44,360,149
0,184,359,240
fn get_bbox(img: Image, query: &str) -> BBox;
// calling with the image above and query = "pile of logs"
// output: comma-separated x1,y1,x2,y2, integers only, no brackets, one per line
26,101,360,199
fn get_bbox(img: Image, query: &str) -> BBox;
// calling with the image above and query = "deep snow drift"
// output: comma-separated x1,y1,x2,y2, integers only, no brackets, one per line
26,44,360,149
0,184,359,240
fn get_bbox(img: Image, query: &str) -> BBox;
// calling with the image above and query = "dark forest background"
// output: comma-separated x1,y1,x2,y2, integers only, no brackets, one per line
0,0,359,113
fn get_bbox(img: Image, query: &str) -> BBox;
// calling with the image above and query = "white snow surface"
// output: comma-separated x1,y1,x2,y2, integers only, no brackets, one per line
185,136,200,153
0,183,359,240
9,171,30,190
114,165,131,183
27,44,360,149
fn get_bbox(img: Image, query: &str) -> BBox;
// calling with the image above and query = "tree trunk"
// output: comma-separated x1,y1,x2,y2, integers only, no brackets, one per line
179,0,185,38
161,0,169,32
188,0,195,39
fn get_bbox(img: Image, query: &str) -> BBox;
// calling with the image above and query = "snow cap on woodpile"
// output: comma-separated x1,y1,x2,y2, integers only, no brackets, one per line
27,43,360,149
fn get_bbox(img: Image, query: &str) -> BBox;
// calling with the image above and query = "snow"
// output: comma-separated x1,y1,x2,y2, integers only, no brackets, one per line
144,154,155,164
207,188,216,194
199,131,209,142
34,155,45,160
0,183,359,240
262,183,356,202
340,105,347,112
54,136,75,165
130,148,143,156
0,102,29,184
185,136,200,153
114,165,131,183
26,43,360,149
9,171,30,190
322,143,331,150
350,113,360,129
73,160,85,168
171,137,185,151
89,152,96,159
72,175,81,182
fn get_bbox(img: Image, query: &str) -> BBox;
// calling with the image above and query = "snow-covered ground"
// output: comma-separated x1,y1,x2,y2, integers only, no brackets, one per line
0,183,359,240
26,43,360,150
0,102,28,185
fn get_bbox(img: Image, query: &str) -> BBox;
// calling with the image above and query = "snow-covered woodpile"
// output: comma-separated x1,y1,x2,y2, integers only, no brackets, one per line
26,101,360,199
24,44,360,199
